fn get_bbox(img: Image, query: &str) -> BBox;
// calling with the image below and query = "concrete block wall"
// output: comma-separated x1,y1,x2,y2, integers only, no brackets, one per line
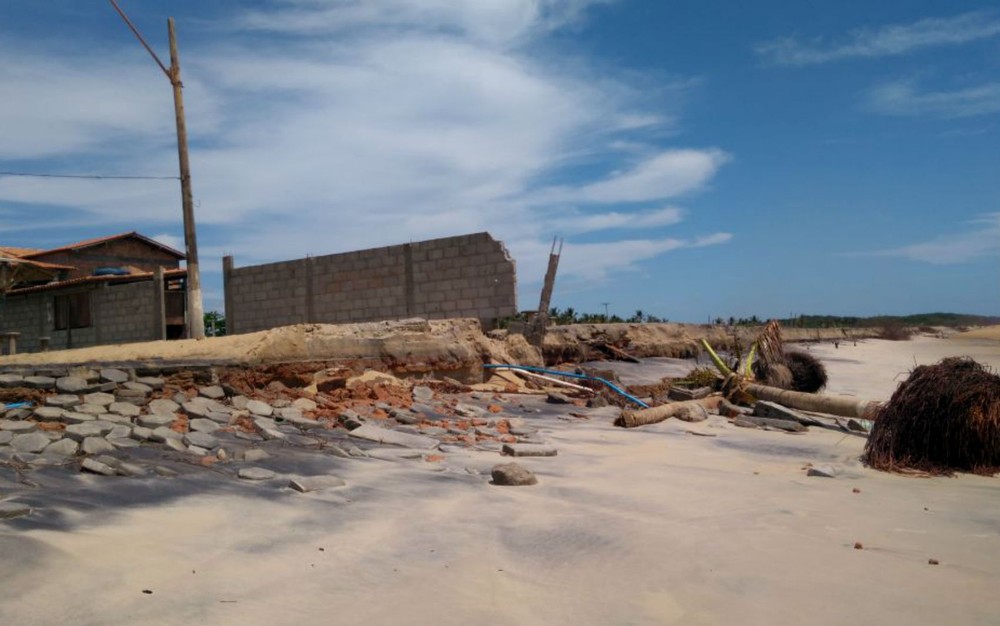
92,281,158,345
226,232,517,334
0,294,47,354
0,280,162,354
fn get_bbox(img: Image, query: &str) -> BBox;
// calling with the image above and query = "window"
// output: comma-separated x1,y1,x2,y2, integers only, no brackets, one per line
54,292,92,330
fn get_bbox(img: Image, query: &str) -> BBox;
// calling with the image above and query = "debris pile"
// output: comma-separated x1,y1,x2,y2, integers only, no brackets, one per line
0,364,556,486
863,357,1000,475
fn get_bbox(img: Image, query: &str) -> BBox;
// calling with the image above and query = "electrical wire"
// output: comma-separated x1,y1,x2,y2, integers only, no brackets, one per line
0,171,178,181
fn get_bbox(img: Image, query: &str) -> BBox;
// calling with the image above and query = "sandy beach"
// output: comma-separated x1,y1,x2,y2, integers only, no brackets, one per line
2,333,999,626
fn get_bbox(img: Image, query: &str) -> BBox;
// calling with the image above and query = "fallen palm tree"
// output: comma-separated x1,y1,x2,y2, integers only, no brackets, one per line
742,381,879,419
616,396,723,428
863,357,1000,475
700,322,877,420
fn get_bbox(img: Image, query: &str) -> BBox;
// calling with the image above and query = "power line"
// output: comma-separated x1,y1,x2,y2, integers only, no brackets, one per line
0,171,178,181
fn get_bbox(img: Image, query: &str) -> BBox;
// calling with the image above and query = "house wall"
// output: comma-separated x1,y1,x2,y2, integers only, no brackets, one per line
0,279,164,354
225,232,517,334
30,238,181,280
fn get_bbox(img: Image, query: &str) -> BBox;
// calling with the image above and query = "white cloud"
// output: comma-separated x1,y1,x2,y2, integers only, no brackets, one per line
529,149,729,205
867,81,1000,118
0,0,727,298
553,206,684,234
237,0,612,47
151,233,184,253
867,213,1000,264
508,231,733,286
756,11,1000,66
0,41,222,161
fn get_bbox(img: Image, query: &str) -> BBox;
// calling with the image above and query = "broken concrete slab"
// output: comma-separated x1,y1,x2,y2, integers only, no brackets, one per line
62,411,97,424
55,377,90,393
23,376,56,390
502,443,557,457
348,424,439,450
164,438,187,453
83,392,116,407
238,467,276,481
242,449,270,462
148,399,180,416
0,501,32,519
109,402,141,417
150,426,183,443
807,465,843,478
753,400,824,427
246,400,274,417
44,395,81,409
131,426,154,441
188,418,220,433
288,475,346,493
291,397,318,411
183,431,219,450
81,458,116,476
0,374,24,388
138,414,175,429
11,432,51,453
76,404,109,416
100,368,130,384
33,406,66,421
198,385,226,400
44,438,79,457
134,377,164,390
733,415,806,432
668,386,713,401
0,419,37,433
109,437,140,449
81,437,115,456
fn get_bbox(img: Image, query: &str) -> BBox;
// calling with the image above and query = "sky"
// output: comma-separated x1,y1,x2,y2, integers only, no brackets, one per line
0,0,997,322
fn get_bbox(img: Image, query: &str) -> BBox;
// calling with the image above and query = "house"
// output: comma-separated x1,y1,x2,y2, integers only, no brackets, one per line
0,232,188,354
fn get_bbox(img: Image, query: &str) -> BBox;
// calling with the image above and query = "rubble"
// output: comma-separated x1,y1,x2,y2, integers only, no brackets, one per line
491,462,538,486
0,357,568,509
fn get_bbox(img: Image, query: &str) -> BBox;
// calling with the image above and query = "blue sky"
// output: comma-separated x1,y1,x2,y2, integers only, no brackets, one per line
1,0,997,322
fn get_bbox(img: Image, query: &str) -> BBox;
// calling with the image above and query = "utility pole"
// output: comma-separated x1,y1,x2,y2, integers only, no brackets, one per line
108,2,205,339
602,302,610,319
167,18,205,339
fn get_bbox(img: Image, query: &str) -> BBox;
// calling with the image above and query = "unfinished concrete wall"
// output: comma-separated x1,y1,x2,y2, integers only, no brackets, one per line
225,232,517,335
0,280,164,354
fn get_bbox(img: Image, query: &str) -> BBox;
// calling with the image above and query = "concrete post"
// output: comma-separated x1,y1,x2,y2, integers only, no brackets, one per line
153,267,167,340
305,255,315,323
404,243,415,317
222,255,235,335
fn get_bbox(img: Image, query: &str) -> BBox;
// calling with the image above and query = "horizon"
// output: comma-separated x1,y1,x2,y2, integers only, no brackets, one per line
1,1,997,322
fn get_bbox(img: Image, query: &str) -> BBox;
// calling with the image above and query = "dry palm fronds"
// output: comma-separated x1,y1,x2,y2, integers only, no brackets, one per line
755,319,785,370
863,357,1000,475
785,351,827,392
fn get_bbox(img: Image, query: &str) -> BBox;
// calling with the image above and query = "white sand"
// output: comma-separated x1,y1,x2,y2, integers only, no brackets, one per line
2,335,1000,625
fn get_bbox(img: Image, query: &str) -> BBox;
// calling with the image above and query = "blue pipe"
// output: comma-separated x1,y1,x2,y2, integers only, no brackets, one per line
483,364,649,409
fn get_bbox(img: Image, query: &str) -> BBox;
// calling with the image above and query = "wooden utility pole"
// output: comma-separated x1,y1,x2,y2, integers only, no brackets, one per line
108,2,205,339
167,18,205,339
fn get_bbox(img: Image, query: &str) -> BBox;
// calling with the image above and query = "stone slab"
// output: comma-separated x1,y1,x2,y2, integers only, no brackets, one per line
348,424,439,450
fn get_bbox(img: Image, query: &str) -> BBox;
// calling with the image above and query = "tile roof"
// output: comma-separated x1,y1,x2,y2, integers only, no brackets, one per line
21,231,185,260
7,267,187,296
0,246,43,257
